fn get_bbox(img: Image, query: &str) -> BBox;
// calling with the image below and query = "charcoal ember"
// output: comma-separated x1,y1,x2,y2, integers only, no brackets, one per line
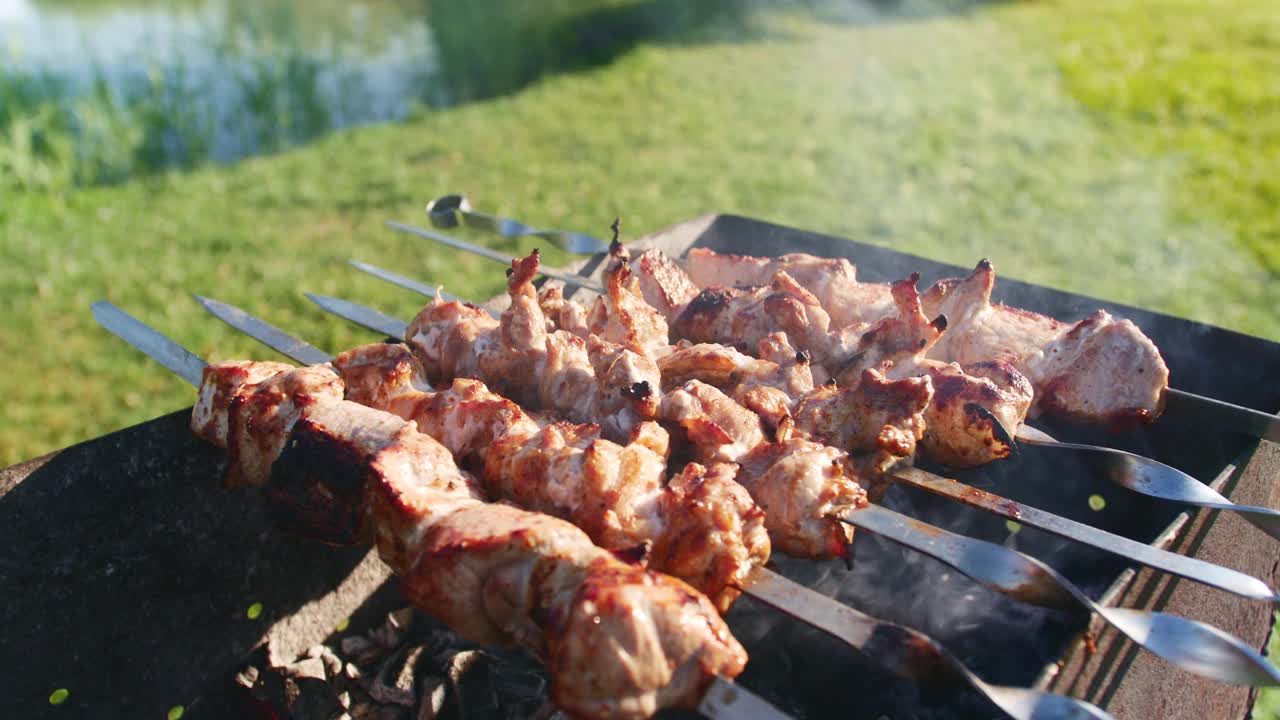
345,662,364,682
286,676,345,720
370,645,426,707
234,664,260,689
342,635,388,665
417,677,448,720
388,607,414,633
369,617,402,650
442,650,499,720
491,669,544,700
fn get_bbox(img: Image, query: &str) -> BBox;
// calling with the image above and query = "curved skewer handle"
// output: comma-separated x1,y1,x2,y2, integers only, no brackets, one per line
1017,426,1280,542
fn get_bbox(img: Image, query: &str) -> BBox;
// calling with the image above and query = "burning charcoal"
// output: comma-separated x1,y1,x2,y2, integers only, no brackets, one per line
305,644,325,659
287,676,345,720
234,664,260,689
369,621,402,651
342,635,375,657
343,634,388,665
338,691,351,710
345,662,363,682
370,646,425,707
417,677,448,720
443,649,484,685
284,656,327,682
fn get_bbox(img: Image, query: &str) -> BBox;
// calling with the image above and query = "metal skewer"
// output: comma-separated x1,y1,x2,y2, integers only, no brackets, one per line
306,290,1280,603
425,194,611,255
1016,426,1280,542
373,222,1280,540
385,220,605,294
198,295,1280,689
100,299,1113,720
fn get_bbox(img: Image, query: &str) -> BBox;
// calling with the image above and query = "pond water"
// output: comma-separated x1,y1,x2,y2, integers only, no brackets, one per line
0,0,439,174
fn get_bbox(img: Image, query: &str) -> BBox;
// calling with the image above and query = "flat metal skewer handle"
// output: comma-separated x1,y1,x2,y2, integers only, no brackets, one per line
385,220,605,294
742,567,1111,720
1017,426,1280,542
892,467,1278,602
843,504,1280,686
426,194,611,255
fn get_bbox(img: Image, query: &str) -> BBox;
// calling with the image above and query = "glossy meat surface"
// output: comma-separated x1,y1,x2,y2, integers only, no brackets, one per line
335,343,766,610
685,247,895,328
921,260,1169,425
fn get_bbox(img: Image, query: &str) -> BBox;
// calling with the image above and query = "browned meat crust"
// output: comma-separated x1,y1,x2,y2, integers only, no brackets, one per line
921,260,1169,426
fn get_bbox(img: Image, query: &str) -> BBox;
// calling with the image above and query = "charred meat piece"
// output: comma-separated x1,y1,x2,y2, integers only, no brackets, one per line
921,259,1169,426
671,271,835,360
736,439,868,558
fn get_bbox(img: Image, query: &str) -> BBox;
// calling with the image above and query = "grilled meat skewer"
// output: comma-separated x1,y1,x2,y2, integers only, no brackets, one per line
333,341,770,609
407,251,902,559
149,298,1131,720
591,246,1026,467
193,358,749,720
677,247,1169,427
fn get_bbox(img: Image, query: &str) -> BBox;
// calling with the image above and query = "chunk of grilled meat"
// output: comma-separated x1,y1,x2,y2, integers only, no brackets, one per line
400,253,875,562
920,259,1169,426
539,285,591,338
670,247,1169,428
586,243,672,360
829,276,1032,467
334,342,768,611
632,249,1025,466
405,251,657,442
656,332,931,468
633,248,700,319
683,247,896,329
737,439,868,558
190,361,746,720
670,271,836,362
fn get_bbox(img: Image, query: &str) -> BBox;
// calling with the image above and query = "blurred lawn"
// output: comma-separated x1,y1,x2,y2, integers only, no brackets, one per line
1,0,1277,708
3,0,1276,466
